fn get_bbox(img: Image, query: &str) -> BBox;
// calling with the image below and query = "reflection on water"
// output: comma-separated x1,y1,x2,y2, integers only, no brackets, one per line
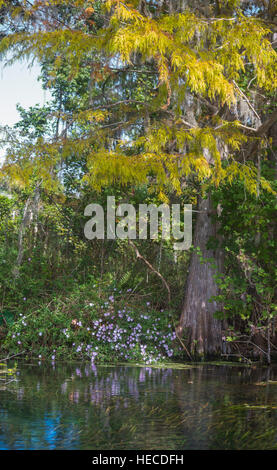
1,362,277,449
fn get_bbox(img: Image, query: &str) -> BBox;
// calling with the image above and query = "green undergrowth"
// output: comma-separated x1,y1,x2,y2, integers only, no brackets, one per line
0,278,184,365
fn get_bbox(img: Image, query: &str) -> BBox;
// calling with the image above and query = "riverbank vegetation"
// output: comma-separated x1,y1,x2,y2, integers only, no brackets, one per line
0,0,276,364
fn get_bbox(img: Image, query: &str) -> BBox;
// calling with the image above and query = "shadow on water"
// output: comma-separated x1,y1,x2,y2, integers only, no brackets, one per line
1,361,277,449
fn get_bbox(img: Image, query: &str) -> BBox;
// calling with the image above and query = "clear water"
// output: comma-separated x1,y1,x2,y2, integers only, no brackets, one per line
1,361,277,450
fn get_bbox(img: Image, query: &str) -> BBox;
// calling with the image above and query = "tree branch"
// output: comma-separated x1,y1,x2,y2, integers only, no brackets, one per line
128,240,171,304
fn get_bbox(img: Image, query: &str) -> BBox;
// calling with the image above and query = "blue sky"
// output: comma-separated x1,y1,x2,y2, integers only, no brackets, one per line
0,60,50,127
0,59,51,161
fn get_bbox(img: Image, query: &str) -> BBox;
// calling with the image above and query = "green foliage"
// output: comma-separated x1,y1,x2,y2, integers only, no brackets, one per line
0,310,15,327
2,279,182,363
210,166,277,348
0,0,276,362
1,1,276,197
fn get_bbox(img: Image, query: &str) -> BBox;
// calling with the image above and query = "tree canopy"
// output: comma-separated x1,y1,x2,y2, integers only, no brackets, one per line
0,0,276,199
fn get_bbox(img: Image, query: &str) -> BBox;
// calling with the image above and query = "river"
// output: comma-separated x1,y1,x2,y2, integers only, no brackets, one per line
0,361,277,449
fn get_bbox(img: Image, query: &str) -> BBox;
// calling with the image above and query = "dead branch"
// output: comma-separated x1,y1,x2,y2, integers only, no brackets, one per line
128,240,171,304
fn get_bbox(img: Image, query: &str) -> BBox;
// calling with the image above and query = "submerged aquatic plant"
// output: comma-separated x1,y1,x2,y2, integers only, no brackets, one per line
0,362,18,389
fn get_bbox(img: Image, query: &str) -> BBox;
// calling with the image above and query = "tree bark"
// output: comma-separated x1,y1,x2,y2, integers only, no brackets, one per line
12,184,40,278
178,194,224,358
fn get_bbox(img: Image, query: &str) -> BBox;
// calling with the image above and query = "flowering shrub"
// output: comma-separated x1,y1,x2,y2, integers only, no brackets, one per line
3,286,182,364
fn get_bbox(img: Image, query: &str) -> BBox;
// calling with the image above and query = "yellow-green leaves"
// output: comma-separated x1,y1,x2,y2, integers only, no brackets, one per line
103,2,277,104
0,0,276,197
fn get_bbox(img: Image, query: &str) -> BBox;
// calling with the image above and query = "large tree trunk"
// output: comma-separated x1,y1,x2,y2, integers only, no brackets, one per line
178,194,224,358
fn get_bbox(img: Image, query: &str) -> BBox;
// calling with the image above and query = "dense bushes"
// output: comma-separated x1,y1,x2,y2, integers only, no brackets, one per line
2,278,182,363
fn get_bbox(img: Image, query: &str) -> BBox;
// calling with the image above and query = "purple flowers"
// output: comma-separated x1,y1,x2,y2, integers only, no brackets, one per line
8,288,178,364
